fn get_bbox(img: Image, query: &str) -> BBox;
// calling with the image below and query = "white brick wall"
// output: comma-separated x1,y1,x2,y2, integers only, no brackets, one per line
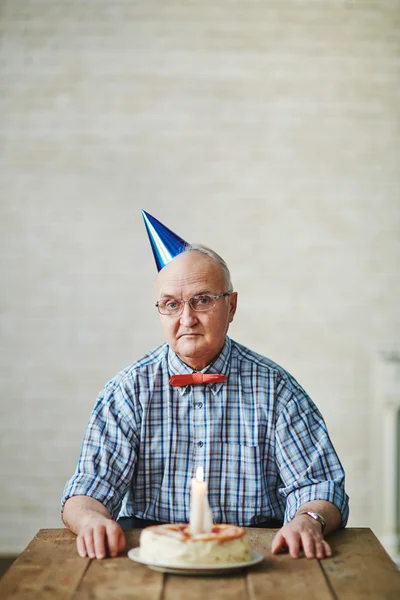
1,0,399,553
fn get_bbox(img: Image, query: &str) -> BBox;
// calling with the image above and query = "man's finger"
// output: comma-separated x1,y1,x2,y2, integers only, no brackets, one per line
118,528,127,554
76,534,87,558
322,540,332,558
315,539,326,559
93,524,107,559
301,532,317,559
271,531,287,554
106,522,123,558
287,533,301,559
83,530,96,559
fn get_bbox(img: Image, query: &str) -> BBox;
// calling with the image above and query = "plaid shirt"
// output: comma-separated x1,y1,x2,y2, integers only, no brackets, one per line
62,337,349,526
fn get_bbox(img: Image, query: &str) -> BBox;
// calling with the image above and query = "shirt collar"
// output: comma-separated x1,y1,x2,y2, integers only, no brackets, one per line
167,337,232,396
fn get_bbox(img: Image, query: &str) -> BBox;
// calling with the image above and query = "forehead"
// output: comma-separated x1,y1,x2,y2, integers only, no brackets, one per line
156,252,224,295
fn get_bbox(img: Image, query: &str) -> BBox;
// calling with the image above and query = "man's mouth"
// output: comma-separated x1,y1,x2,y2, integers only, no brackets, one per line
179,333,201,338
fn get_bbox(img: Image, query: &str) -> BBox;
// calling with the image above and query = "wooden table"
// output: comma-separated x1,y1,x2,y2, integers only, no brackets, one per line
0,528,399,599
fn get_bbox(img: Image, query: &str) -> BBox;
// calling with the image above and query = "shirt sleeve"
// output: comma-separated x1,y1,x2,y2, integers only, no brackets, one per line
275,386,349,527
61,381,139,520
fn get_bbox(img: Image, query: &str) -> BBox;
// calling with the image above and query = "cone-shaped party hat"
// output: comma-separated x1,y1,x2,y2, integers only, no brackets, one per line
142,210,188,271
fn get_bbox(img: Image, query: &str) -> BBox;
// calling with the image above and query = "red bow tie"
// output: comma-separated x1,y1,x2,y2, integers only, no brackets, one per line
169,373,227,387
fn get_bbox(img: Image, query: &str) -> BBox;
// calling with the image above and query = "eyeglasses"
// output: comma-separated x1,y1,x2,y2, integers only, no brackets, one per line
155,292,232,316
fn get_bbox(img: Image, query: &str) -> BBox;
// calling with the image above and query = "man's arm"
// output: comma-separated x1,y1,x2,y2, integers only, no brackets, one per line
62,495,126,559
272,381,349,560
61,380,140,559
271,499,341,559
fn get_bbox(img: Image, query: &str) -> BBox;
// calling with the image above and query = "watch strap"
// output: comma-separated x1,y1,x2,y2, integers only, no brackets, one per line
298,510,326,533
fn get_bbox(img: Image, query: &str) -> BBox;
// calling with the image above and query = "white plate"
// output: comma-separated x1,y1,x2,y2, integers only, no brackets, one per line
128,548,264,575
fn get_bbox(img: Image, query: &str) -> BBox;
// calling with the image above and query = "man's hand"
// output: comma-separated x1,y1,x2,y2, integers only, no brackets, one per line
62,495,126,559
76,516,126,559
271,513,332,559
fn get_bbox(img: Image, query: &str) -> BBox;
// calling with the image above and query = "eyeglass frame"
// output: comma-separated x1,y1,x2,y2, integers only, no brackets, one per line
155,292,232,316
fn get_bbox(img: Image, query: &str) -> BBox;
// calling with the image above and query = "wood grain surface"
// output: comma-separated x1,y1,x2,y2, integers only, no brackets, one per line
0,528,399,599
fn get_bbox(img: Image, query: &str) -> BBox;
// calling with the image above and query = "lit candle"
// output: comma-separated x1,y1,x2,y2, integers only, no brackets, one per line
189,466,213,535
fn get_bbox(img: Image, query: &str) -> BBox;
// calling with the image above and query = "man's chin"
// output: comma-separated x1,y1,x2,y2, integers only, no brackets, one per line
173,342,209,367
176,341,203,356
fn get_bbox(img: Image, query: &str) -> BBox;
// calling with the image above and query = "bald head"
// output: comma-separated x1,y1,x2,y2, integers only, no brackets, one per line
156,251,226,296
157,245,233,292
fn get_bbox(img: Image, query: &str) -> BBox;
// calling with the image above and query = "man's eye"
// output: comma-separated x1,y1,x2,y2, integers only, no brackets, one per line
194,295,212,306
166,299,179,309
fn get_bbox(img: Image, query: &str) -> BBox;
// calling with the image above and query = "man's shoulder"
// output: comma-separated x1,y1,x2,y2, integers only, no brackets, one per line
230,339,313,406
230,338,287,376
103,343,169,392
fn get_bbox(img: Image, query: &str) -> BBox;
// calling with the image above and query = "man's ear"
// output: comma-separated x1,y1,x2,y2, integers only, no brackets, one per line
228,292,238,323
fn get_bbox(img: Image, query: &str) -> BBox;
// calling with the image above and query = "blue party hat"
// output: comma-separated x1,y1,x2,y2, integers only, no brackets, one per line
142,210,188,271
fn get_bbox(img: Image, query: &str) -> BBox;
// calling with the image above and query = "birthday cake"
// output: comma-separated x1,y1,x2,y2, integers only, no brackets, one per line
139,523,251,566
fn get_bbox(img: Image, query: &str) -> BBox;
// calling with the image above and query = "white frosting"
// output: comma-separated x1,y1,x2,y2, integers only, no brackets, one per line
139,524,251,566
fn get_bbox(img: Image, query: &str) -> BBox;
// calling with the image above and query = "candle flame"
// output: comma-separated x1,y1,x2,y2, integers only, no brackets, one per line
195,466,204,482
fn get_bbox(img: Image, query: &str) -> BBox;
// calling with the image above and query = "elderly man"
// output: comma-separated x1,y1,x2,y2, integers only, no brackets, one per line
62,213,348,562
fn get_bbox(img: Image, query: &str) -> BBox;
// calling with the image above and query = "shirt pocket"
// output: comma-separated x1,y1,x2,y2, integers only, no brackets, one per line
210,443,261,512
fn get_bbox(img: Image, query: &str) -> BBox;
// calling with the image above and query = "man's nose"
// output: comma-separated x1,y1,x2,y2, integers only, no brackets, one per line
179,301,198,325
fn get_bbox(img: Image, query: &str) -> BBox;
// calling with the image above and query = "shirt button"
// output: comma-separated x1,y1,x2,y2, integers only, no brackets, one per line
197,441,204,447
197,402,203,408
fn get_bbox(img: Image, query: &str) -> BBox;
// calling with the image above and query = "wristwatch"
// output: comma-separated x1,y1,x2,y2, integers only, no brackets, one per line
298,511,326,533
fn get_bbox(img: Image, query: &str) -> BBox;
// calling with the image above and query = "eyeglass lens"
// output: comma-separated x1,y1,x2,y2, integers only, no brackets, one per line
158,294,215,315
